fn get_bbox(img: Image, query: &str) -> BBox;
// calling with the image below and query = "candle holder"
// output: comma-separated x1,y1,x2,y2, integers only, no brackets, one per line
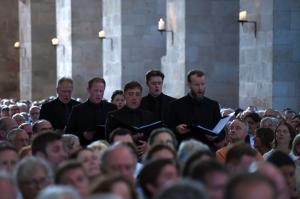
157,18,174,45
98,30,113,50
238,11,257,37
51,37,65,55
14,41,27,57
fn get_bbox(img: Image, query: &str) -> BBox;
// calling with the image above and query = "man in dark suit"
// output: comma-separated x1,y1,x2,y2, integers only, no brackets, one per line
106,81,155,155
168,70,221,149
65,77,117,146
140,70,175,121
39,77,80,130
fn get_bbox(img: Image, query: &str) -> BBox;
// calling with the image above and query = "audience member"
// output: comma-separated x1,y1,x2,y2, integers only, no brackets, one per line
0,117,18,140
177,139,210,163
29,106,40,123
36,185,81,199
254,127,274,155
0,141,19,173
144,144,177,163
12,113,26,125
0,171,18,199
62,134,82,156
148,127,178,150
32,119,54,134
6,128,29,151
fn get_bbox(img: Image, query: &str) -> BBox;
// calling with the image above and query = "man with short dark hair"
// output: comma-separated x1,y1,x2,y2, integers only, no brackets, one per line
105,81,155,153
141,70,175,121
0,117,18,141
66,77,117,146
0,141,19,173
168,70,221,149
31,132,67,169
39,77,80,130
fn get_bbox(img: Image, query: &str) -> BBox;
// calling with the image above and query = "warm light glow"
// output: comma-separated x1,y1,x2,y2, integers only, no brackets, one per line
98,30,105,39
14,41,20,49
158,18,165,31
51,38,59,46
239,10,247,21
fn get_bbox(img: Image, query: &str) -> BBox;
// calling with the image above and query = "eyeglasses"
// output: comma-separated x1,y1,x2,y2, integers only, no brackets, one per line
21,176,52,188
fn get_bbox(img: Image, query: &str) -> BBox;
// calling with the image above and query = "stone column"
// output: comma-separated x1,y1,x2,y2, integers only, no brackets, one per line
163,0,239,107
102,0,166,100
240,0,300,110
19,0,56,101
0,0,19,99
71,0,102,99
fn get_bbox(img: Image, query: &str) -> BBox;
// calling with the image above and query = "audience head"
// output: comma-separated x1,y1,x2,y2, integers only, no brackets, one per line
12,113,26,125
19,123,33,141
274,121,296,149
228,119,249,144
0,141,18,173
72,148,101,180
32,119,53,134
292,134,300,156
225,143,257,174
254,127,274,154
260,116,279,131
123,81,143,109
138,159,179,198
111,90,125,110
145,70,165,97
87,77,106,104
101,143,137,182
36,185,81,199
1,106,9,117
154,179,208,199
29,106,40,123
90,175,138,199
0,171,18,199
224,173,276,199
243,112,261,135
9,104,20,117
6,128,29,151
187,70,206,100
144,144,177,163
56,77,74,104
148,127,177,150
55,160,89,198
109,128,134,144
31,132,67,168
0,117,18,140
188,160,228,199
14,156,53,199
267,151,296,197
61,134,81,156
177,139,210,163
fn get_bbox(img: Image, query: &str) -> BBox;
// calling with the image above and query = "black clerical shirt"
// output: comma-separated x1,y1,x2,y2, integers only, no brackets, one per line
39,98,80,130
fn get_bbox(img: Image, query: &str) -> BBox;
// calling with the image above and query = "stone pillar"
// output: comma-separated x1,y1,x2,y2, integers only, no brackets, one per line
0,0,19,99
240,0,300,111
71,0,102,99
163,0,239,107
19,0,56,101
102,0,166,100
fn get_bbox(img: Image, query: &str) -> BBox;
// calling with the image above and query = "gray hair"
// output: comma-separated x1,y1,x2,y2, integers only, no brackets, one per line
62,134,79,151
6,128,24,141
260,117,279,129
154,179,208,199
177,139,210,163
36,185,80,199
14,156,53,188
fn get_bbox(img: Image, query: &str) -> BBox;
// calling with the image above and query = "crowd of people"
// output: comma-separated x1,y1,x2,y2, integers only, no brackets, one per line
0,69,300,199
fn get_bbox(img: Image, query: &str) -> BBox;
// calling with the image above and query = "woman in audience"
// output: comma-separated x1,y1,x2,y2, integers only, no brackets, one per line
263,121,296,160
71,148,101,181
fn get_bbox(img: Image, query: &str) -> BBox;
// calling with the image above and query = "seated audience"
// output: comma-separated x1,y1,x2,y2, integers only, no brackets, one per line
62,134,82,156
148,127,178,150
254,127,274,155
36,185,81,199
6,128,29,151
0,141,19,173
0,171,18,199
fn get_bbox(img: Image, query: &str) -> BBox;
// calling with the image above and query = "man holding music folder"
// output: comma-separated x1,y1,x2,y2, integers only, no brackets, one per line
168,70,226,150
106,81,162,154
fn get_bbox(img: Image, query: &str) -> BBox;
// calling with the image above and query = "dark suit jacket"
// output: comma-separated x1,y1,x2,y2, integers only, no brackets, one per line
140,93,175,121
39,98,80,130
167,94,221,146
65,99,117,146
105,106,155,141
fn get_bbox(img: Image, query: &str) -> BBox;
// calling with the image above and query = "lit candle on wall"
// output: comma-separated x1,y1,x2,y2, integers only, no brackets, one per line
239,10,247,21
158,18,165,31
14,41,20,48
51,38,59,46
98,30,105,39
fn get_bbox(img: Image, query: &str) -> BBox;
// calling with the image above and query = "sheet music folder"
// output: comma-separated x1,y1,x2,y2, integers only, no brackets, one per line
188,112,234,136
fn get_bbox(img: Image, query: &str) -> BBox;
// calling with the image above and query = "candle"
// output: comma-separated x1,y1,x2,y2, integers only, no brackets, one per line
51,38,59,46
98,30,105,39
158,18,165,31
14,41,20,48
239,10,247,21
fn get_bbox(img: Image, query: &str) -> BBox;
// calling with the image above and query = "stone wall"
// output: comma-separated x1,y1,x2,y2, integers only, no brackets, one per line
0,0,19,99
